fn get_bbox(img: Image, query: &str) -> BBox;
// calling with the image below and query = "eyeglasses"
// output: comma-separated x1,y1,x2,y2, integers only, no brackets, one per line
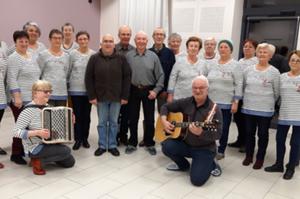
154,33,165,36
102,40,114,43
51,36,62,40
290,59,300,64
36,90,52,94
192,86,208,90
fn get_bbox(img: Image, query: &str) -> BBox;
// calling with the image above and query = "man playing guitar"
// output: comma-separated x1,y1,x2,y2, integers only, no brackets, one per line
160,75,223,186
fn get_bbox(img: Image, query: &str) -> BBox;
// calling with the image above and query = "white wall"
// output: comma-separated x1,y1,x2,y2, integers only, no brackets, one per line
100,0,300,55
231,0,244,58
100,0,120,43
172,0,243,59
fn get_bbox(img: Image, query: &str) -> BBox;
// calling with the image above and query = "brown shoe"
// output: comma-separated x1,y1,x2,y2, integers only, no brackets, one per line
0,163,4,169
242,156,253,166
253,159,264,170
31,158,46,175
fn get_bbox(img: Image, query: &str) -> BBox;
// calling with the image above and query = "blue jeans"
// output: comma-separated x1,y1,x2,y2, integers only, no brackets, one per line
97,102,121,149
218,109,232,154
276,125,300,168
30,144,75,168
161,139,215,186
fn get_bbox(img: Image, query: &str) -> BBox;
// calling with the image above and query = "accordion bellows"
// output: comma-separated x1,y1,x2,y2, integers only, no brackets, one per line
42,107,74,144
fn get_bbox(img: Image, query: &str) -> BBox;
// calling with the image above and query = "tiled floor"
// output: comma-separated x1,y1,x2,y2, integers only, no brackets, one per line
0,107,299,199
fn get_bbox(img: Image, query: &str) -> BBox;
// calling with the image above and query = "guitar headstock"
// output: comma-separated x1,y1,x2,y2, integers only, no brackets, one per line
195,119,219,131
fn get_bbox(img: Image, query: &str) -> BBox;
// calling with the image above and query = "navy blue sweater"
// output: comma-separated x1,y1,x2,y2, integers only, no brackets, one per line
149,44,176,92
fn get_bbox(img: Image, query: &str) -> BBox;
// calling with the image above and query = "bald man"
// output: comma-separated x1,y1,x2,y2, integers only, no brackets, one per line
85,34,131,157
125,31,164,155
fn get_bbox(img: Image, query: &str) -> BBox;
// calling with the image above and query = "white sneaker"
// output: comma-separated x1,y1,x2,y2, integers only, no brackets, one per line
211,161,222,177
166,163,180,171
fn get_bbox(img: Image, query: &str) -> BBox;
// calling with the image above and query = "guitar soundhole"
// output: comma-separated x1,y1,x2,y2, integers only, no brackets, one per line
165,132,172,136
165,129,175,136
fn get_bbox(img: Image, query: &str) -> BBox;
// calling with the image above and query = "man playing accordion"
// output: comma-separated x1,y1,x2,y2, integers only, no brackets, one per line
13,80,75,175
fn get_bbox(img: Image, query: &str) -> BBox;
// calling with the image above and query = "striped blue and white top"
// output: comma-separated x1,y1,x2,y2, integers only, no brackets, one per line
29,42,47,61
242,65,280,117
7,51,41,103
168,57,205,100
0,41,8,109
13,102,45,155
7,42,46,58
37,50,70,100
203,59,243,109
61,42,79,54
278,73,300,126
68,49,95,96
239,57,258,71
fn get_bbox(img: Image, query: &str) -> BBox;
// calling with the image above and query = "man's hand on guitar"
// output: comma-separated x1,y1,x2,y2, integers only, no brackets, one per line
161,116,175,134
189,123,203,136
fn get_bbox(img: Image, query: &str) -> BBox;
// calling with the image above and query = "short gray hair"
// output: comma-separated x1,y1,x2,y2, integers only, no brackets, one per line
204,37,216,45
168,33,182,42
23,21,41,36
192,75,209,87
256,43,275,57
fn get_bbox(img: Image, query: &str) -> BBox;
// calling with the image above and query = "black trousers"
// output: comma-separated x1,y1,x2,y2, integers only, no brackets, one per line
244,114,272,160
128,85,155,147
118,104,129,141
71,96,92,142
0,109,4,123
233,100,246,146
10,102,24,156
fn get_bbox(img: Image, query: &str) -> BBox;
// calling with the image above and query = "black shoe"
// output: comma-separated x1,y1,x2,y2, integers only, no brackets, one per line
108,148,120,156
228,141,242,148
139,140,145,147
82,140,90,148
125,145,137,154
0,147,7,155
10,155,27,165
238,146,246,153
72,141,81,150
146,146,157,155
264,163,284,173
94,148,106,156
283,168,295,180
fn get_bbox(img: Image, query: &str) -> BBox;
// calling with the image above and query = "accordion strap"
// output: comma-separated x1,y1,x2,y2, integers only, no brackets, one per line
22,104,48,111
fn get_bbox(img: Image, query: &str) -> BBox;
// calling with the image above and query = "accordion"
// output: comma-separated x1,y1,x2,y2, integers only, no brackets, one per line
42,107,74,144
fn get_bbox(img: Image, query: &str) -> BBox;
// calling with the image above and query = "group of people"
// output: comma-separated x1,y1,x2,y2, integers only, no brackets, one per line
0,22,299,187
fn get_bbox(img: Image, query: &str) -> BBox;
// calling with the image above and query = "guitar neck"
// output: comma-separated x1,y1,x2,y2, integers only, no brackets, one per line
174,122,205,128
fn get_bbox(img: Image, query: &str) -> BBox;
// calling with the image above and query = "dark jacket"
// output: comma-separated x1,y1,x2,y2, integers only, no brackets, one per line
85,49,131,102
160,96,223,151
149,44,176,92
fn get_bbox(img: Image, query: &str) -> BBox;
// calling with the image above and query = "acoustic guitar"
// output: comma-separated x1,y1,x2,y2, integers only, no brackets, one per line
155,112,219,142
155,103,219,142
